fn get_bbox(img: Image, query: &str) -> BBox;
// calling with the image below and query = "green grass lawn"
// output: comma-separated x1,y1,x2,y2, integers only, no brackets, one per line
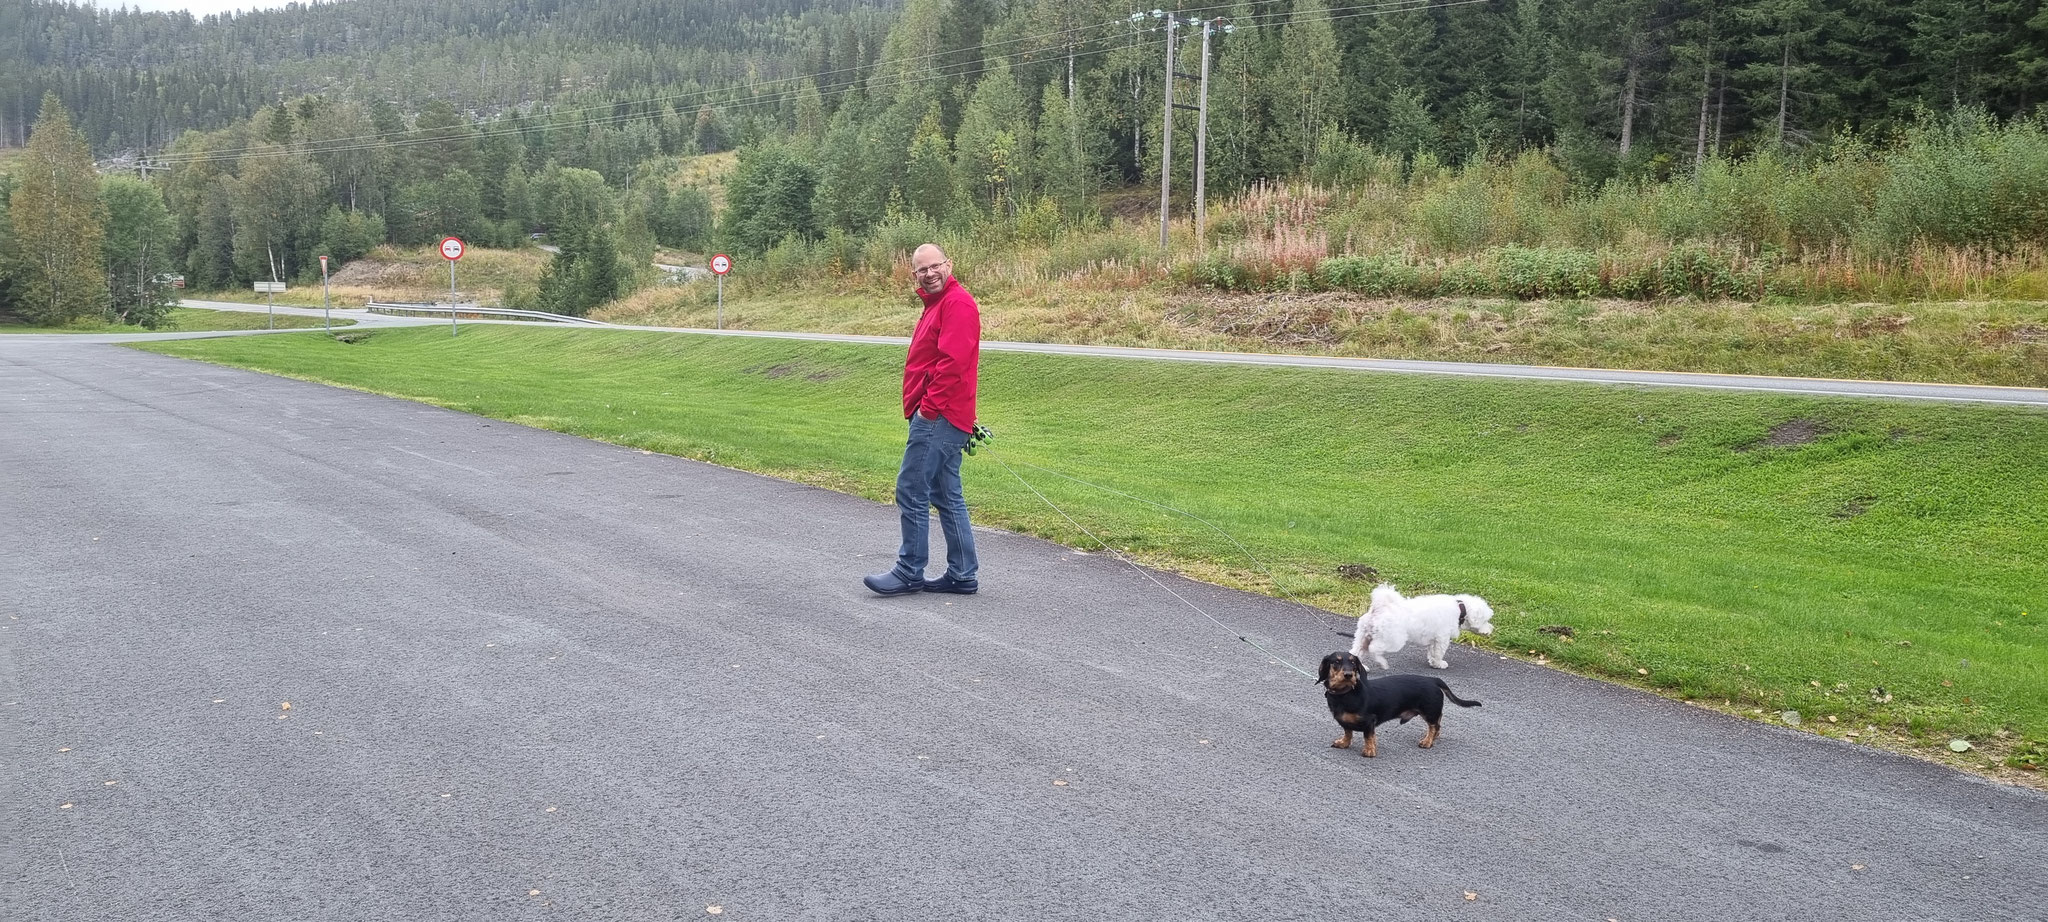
135,325,2048,778
1,308,354,334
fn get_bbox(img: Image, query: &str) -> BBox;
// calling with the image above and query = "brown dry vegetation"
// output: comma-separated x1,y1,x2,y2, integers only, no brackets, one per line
191,244,551,308
602,278,2048,387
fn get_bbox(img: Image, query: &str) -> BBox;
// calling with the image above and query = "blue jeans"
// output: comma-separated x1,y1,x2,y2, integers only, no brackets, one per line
894,413,978,582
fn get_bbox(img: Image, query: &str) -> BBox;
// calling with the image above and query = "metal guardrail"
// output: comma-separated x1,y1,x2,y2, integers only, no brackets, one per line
365,301,614,326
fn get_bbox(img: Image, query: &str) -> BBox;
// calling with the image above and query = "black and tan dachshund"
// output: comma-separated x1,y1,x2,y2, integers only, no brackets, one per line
1317,651,1482,757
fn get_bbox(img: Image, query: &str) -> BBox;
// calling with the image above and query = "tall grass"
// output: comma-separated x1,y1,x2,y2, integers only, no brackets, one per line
694,109,2048,306
1182,110,2048,301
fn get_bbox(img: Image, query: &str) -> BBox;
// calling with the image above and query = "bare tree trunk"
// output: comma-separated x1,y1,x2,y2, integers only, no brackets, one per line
1132,69,1143,166
1694,65,1711,175
1618,60,1640,158
1713,72,1726,157
1776,41,1790,145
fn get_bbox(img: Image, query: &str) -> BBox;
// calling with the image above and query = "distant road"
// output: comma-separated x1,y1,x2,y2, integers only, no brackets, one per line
535,241,710,282
157,299,2048,408
597,324,2048,408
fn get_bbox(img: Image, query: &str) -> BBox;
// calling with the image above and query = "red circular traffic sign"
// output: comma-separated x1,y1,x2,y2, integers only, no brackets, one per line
710,253,732,276
440,237,466,261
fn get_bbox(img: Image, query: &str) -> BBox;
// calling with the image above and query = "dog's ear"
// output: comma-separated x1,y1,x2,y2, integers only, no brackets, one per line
1317,653,1334,685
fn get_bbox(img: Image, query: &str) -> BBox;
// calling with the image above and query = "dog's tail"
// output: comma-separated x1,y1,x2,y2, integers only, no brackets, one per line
1350,583,1402,656
1433,678,1482,708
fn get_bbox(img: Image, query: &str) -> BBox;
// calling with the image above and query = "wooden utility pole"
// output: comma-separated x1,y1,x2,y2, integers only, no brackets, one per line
1161,14,1222,251
1159,14,1177,251
1194,19,1214,245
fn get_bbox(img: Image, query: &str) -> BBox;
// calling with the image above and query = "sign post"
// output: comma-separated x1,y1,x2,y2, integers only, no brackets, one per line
319,255,331,332
710,253,732,329
254,280,286,327
440,236,465,336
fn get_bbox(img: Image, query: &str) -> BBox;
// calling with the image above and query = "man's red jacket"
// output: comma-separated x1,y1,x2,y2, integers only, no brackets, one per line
903,276,981,432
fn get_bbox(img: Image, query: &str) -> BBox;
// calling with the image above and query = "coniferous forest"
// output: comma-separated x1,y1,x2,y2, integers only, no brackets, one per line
2,0,2045,326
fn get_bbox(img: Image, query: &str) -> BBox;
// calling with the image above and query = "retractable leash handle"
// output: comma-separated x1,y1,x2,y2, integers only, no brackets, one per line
963,423,993,456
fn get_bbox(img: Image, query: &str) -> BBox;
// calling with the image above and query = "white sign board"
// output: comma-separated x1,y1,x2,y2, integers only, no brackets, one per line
254,281,287,293
440,236,466,261
710,253,732,276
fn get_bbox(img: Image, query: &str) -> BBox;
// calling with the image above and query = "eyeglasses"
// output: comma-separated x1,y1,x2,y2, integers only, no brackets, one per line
913,261,949,276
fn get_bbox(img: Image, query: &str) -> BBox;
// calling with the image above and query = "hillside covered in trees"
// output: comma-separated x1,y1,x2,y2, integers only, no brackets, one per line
3,0,2046,326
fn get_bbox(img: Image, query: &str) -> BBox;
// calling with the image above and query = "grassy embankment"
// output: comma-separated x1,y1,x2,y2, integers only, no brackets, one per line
168,236,2048,391
259,233,2048,387
182,243,553,309
137,325,2047,785
608,277,2048,388
0,307,352,333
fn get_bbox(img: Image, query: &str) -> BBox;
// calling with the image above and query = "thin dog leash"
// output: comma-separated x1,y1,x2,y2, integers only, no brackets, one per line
979,447,1320,681
1017,459,1369,646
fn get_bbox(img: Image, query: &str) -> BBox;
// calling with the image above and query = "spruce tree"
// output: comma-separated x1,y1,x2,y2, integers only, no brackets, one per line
1034,81,1096,218
576,225,626,312
902,105,957,224
814,90,885,233
1733,0,1841,148
954,61,1031,214
1206,6,1272,194
1272,0,1344,174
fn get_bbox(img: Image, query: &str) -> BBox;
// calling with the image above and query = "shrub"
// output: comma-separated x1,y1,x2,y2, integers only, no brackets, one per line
1868,109,2048,252
1495,246,1601,299
1317,254,1419,295
1014,196,1063,245
1651,244,1760,300
1413,175,1494,251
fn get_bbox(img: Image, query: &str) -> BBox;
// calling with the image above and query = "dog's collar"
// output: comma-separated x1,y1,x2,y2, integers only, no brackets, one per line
1457,599,1467,626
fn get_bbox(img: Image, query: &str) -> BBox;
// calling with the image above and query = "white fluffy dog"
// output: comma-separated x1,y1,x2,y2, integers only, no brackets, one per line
1350,583,1495,670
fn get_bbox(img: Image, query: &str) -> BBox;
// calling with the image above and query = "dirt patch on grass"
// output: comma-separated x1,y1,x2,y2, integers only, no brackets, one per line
1164,292,1682,348
1168,291,1386,346
1740,417,1829,451
1831,495,1877,519
327,259,433,288
1848,312,1914,337
748,362,802,379
1978,322,2048,345
1335,563,1380,581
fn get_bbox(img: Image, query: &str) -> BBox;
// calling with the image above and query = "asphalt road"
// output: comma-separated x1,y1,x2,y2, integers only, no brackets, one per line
4,337,2044,921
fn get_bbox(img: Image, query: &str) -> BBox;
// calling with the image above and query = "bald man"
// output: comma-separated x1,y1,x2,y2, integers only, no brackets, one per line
863,244,983,596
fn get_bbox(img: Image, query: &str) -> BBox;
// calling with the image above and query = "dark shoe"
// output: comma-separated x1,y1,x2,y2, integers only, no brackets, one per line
923,574,979,595
863,571,924,596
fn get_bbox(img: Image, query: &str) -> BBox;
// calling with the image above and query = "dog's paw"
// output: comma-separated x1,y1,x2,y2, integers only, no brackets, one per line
1428,660,1449,669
